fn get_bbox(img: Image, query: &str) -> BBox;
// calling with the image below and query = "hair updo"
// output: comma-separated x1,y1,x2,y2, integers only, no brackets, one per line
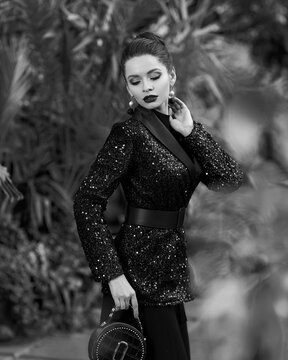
120,32,174,80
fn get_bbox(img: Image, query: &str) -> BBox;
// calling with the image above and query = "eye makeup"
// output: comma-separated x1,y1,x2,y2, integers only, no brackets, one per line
129,72,162,86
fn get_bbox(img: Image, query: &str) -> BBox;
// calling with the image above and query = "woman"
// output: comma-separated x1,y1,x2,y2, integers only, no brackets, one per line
73,32,244,360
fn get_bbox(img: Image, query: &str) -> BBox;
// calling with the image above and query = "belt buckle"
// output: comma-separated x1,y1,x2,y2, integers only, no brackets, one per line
176,207,185,229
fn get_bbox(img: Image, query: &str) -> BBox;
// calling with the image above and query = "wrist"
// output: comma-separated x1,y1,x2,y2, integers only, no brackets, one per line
182,122,194,137
108,273,124,286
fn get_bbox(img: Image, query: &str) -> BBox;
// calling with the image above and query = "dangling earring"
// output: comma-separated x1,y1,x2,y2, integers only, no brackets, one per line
127,95,135,115
129,96,134,108
168,88,175,117
169,89,175,98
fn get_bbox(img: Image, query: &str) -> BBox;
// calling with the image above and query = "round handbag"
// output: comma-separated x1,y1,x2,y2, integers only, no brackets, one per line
88,307,146,360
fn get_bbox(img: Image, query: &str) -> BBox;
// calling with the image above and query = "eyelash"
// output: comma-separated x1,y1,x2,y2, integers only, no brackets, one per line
130,75,161,86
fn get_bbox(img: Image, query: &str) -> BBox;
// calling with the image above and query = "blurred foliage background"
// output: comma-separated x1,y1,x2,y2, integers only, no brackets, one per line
0,0,288,350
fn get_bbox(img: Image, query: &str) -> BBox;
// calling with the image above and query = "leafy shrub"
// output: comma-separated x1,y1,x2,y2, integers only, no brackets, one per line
0,219,101,335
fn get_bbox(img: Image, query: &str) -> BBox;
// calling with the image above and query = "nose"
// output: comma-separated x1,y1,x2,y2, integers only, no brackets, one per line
142,78,154,92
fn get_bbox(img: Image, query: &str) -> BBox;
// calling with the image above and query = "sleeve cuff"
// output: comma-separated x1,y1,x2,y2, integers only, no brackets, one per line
183,121,203,140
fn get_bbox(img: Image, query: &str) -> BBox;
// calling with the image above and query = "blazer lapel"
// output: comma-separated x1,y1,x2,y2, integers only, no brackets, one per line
134,106,201,180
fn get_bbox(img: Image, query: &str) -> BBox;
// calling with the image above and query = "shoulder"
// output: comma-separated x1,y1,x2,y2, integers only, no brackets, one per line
111,116,141,139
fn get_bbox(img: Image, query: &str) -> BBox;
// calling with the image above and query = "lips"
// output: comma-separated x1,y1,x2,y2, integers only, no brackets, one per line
143,95,158,103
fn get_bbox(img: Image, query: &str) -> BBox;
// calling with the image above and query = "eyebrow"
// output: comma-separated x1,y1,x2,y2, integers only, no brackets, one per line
127,68,162,80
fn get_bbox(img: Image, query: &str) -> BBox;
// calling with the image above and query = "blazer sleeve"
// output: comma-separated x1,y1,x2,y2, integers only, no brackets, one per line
73,123,133,283
180,121,244,193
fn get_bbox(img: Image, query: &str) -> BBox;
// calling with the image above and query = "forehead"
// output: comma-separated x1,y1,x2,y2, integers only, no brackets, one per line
125,54,167,78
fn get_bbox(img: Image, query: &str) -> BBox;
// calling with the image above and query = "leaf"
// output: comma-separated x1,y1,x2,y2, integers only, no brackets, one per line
126,0,163,33
66,13,87,30
72,35,95,53
0,39,31,145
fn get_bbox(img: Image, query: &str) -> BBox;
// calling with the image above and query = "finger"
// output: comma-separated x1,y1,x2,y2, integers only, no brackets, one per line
169,106,177,114
173,96,185,107
119,298,126,310
169,103,179,114
113,297,121,310
131,293,139,318
168,97,176,105
168,108,177,119
173,100,182,110
124,297,130,309
169,97,180,108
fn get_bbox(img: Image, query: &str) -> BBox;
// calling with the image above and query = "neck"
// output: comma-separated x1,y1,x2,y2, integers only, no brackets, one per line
154,99,169,115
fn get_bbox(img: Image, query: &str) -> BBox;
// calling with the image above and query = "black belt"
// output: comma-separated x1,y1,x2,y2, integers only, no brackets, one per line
125,206,186,229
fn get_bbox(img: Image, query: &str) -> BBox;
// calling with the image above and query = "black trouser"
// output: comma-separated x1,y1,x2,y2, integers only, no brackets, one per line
100,294,191,360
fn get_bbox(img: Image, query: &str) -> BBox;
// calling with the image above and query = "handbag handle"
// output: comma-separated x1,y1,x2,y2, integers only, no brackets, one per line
100,306,144,336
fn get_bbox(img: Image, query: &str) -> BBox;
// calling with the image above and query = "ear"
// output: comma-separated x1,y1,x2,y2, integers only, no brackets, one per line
169,68,177,87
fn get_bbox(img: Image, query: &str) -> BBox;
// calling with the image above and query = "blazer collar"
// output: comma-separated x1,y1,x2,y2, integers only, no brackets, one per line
133,105,202,181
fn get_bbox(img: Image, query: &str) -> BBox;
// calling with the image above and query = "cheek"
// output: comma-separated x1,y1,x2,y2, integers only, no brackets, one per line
128,86,140,98
158,77,170,94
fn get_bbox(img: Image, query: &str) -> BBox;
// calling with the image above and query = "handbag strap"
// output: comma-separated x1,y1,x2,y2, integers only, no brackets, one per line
100,306,144,336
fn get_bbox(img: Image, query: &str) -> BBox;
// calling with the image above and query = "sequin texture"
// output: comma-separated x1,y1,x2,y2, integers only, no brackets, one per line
73,106,244,306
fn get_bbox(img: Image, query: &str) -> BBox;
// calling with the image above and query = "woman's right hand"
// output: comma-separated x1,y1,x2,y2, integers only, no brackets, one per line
108,274,139,318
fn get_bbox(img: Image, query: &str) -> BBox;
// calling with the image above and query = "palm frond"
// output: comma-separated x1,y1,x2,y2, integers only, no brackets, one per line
125,0,162,34
0,38,31,147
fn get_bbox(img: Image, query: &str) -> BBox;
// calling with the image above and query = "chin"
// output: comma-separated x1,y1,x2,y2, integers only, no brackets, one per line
139,103,156,110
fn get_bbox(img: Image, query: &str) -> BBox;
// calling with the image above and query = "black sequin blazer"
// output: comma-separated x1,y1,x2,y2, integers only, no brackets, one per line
73,105,244,306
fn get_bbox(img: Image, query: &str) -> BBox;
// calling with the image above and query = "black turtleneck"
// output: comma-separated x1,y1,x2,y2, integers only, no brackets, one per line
152,109,183,142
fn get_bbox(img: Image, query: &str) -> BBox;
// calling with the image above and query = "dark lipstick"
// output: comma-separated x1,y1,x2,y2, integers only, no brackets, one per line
143,95,158,103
